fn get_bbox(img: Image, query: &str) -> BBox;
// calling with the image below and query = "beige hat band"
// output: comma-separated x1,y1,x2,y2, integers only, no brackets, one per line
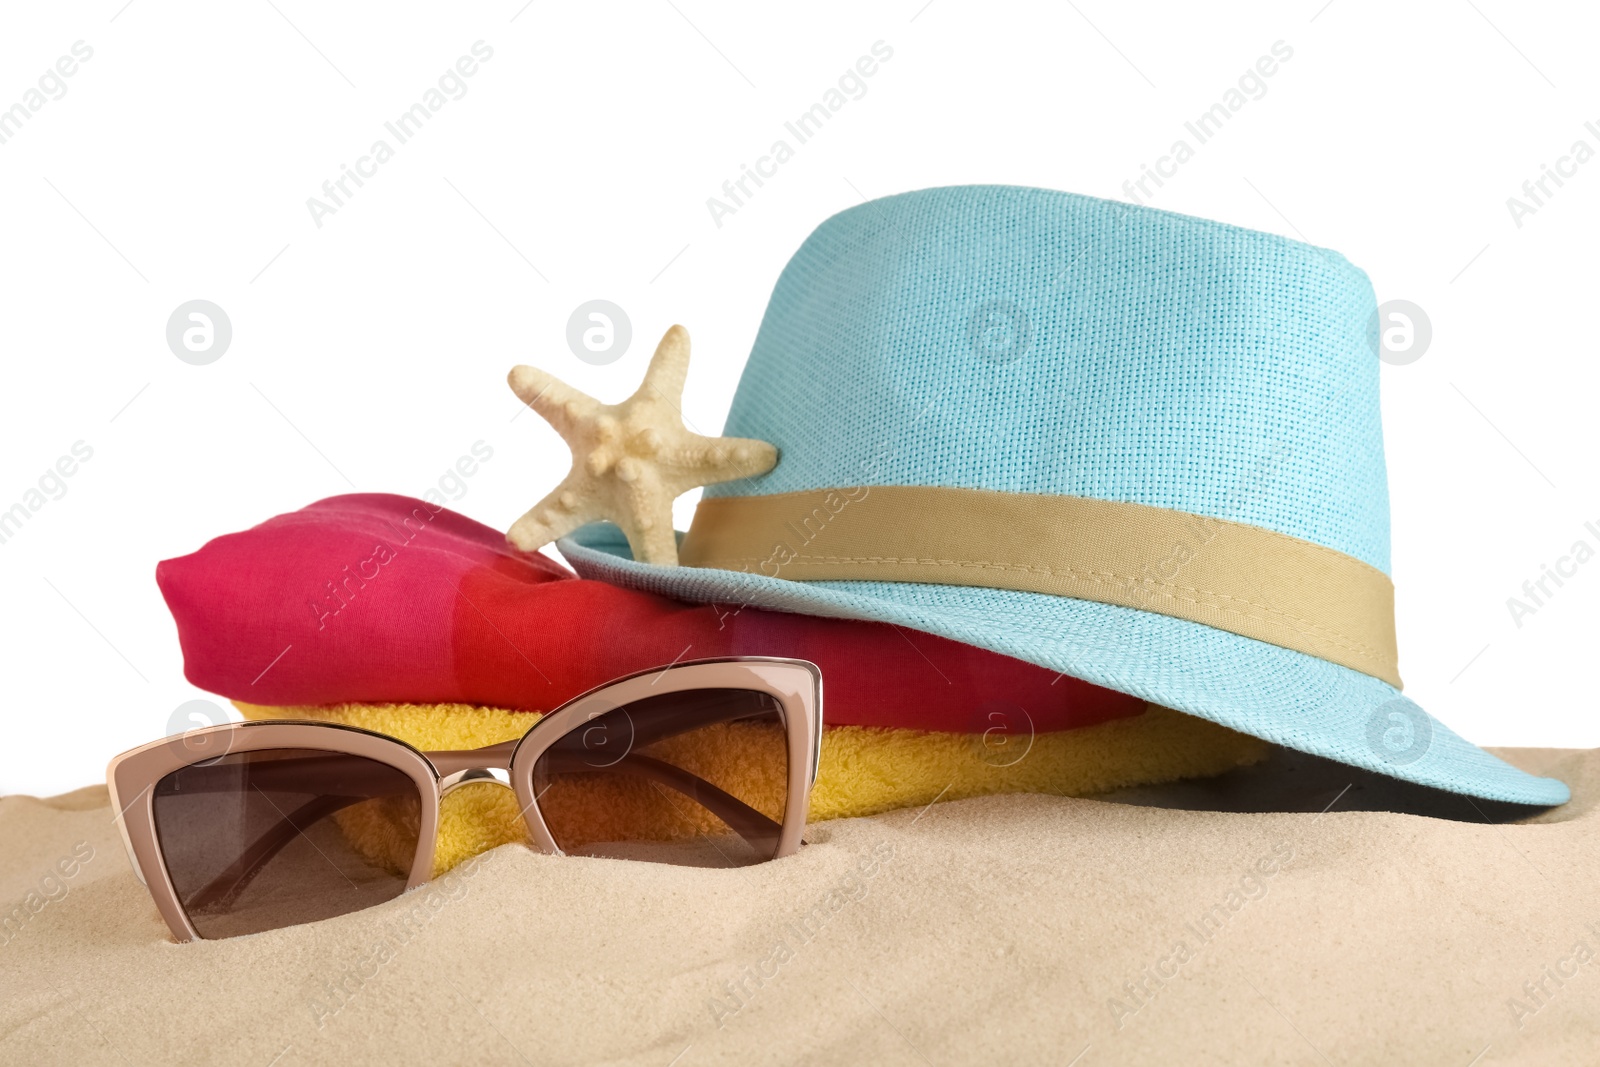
680,485,1401,688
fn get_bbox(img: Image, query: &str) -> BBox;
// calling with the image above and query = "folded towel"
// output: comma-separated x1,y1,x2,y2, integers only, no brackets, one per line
237,700,1266,874
158,493,1265,837
156,493,1146,731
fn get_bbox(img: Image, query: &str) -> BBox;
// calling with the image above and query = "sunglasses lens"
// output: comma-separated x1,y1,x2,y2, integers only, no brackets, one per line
531,688,790,867
152,749,421,938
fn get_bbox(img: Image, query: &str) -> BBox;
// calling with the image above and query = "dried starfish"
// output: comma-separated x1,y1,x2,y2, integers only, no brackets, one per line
506,324,778,566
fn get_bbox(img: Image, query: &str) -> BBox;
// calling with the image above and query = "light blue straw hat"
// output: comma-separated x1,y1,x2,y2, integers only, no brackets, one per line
560,184,1568,806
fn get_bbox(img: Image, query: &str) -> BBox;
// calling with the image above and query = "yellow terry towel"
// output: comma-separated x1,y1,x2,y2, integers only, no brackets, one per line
236,701,1266,876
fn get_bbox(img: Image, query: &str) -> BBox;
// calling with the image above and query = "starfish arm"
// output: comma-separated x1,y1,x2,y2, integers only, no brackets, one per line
621,506,682,567
607,461,682,566
670,432,779,488
508,364,600,435
619,516,681,567
506,474,603,551
634,325,692,409
716,434,780,480
507,322,779,567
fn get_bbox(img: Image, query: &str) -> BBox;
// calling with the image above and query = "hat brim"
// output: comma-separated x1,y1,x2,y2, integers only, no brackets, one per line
560,523,1569,806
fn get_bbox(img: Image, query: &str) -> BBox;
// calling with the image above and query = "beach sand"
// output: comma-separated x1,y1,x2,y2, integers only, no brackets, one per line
2,745,1595,1065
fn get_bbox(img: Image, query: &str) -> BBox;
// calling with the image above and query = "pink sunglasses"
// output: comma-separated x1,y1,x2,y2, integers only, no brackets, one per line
108,658,822,941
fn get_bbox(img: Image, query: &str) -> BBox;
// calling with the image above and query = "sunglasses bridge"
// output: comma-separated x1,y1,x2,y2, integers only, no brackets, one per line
430,740,520,796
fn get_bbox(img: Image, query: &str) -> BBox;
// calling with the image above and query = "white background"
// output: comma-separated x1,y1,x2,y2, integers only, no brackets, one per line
0,1,1594,797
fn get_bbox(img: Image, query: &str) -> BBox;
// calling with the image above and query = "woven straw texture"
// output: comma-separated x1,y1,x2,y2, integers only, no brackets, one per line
561,185,1568,806
709,184,1390,572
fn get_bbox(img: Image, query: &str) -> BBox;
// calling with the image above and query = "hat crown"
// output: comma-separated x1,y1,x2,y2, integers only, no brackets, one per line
712,185,1391,574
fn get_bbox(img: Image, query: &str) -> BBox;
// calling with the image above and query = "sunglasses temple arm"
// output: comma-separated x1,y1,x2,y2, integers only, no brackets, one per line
170,729,783,905
609,696,784,753
186,756,780,910
183,793,367,912
552,751,784,852
168,755,411,795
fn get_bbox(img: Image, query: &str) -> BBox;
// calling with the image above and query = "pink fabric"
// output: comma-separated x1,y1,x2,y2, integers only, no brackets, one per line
156,494,1144,732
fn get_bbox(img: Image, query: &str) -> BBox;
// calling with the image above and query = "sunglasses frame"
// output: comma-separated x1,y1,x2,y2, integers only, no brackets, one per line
108,657,822,942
